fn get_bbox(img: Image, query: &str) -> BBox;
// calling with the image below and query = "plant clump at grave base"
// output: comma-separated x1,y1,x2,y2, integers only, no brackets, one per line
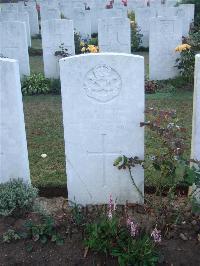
0,179,38,217
84,196,160,266
21,73,61,95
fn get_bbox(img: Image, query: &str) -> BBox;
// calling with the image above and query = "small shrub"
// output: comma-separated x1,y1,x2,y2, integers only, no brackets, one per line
130,21,143,52
85,217,119,254
111,231,159,266
88,37,98,46
84,216,159,265
21,73,51,95
128,11,135,21
74,32,82,54
25,216,64,245
2,229,21,243
175,44,195,83
0,179,38,217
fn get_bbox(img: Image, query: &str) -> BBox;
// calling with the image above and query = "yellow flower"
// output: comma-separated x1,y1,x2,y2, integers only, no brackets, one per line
80,41,85,47
81,47,86,53
175,44,191,52
87,45,99,53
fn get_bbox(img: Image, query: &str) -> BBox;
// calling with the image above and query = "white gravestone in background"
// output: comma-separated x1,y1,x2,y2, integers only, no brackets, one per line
149,0,162,7
59,3,73,19
127,0,147,11
41,19,75,78
176,4,195,37
0,58,30,184
191,54,200,203
0,21,30,76
98,17,131,53
135,7,156,48
149,17,182,80
73,9,91,39
24,5,39,36
40,5,60,21
60,53,144,205
0,11,31,47
165,0,177,7
156,6,176,18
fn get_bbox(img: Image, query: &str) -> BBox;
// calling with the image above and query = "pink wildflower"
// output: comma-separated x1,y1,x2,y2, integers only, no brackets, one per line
151,226,162,243
126,217,139,237
108,194,113,220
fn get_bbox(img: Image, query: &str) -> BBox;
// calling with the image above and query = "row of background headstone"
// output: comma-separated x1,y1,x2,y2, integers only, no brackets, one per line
0,1,195,79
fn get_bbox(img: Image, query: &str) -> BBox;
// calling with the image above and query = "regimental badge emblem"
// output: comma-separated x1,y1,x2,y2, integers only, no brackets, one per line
83,65,122,102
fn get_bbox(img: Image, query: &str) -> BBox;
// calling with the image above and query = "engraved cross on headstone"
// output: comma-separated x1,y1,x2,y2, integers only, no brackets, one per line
87,133,121,187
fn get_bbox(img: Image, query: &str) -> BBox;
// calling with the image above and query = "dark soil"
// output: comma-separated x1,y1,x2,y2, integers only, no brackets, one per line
0,197,199,266
37,185,189,198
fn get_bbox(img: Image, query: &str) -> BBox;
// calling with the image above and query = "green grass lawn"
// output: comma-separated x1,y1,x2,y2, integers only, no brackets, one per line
23,92,193,188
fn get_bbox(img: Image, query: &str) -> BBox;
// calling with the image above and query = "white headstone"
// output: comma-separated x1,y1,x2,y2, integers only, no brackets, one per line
60,53,144,205
176,4,195,37
0,58,30,184
41,19,75,78
191,54,200,202
165,0,177,7
156,6,176,18
59,2,73,19
73,9,91,39
135,7,156,47
128,0,147,11
149,0,162,7
24,5,39,36
149,17,182,80
98,17,131,53
0,21,30,77
40,5,60,21
0,11,31,47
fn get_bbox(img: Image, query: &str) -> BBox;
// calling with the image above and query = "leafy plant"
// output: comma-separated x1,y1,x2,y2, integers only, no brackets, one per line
88,37,98,46
128,11,135,22
71,202,85,226
130,21,143,52
175,46,195,83
112,231,159,266
84,216,159,265
2,229,21,243
25,216,64,245
74,32,82,54
0,179,38,217
21,73,51,95
85,217,119,255
175,21,200,83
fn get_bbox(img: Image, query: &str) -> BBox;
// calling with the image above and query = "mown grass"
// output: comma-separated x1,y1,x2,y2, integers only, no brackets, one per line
23,95,66,187
23,91,193,187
